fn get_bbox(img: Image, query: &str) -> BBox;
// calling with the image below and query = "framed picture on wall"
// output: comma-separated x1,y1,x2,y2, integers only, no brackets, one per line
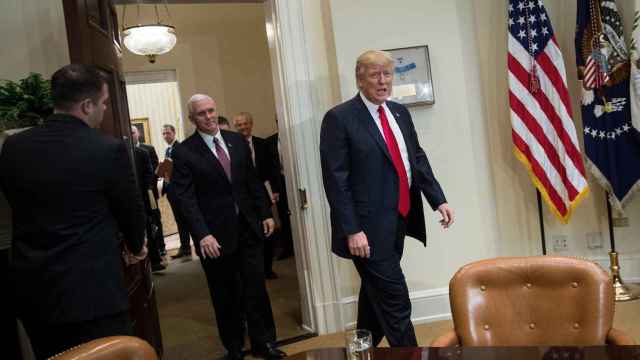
131,117,152,145
385,45,435,106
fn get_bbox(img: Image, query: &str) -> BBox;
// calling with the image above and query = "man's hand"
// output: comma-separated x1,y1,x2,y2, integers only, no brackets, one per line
263,218,276,237
123,242,148,266
271,192,280,203
348,231,370,258
437,203,455,229
200,235,221,259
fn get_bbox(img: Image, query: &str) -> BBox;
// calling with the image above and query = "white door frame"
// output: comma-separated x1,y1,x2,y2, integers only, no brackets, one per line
263,0,347,334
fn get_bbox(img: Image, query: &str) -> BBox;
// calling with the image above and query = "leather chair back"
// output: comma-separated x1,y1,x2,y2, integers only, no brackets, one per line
49,336,157,360
449,256,614,346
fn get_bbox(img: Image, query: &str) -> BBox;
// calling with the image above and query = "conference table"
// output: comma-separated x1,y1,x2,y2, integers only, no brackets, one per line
286,346,640,360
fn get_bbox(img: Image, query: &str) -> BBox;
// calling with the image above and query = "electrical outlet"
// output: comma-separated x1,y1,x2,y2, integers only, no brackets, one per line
586,232,603,249
552,235,568,252
613,217,629,227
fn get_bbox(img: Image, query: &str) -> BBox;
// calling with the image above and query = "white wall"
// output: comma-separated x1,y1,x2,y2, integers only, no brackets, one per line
0,0,69,81
328,0,502,301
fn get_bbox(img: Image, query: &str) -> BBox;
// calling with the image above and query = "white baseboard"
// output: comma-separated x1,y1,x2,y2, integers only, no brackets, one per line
340,287,452,330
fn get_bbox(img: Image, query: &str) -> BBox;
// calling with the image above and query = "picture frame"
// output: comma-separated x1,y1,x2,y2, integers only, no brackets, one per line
131,117,152,145
385,45,435,106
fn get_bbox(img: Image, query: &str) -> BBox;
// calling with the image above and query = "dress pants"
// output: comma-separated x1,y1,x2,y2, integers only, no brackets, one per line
146,210,163,265
21,311,132,360
167,188,191,252
352,215,417,347
275,175,294,258
200,215,277,353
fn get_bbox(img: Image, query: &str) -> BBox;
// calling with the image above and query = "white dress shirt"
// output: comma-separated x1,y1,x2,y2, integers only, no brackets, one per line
198,130,230,160
359,92,412,185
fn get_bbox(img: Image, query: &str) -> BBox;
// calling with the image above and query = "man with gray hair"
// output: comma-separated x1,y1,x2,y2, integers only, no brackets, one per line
320,50,455,347
172,94,285,359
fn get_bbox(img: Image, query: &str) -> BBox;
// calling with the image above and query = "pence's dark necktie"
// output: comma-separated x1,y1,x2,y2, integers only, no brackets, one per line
213,137,231,181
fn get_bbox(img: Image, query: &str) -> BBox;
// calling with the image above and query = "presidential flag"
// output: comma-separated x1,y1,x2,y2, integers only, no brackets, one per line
630,0,640,132
508,0,589,223
576,0,640,212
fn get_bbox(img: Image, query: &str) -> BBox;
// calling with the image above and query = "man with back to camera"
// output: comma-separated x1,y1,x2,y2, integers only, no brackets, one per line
320,50,455,347
160,124,193,259
0,64,147,359
171,94,285,359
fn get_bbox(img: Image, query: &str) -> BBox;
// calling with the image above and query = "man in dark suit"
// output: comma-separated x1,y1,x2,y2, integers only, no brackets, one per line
160,124,192,259
132,131,165,273
320,50,455,347
0,64,147,359
266,126,294,260
172,94,285,360
233,112,280,279
132,128,166,258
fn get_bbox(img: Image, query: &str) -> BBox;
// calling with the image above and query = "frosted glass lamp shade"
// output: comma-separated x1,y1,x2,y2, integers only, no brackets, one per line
123,25,176,63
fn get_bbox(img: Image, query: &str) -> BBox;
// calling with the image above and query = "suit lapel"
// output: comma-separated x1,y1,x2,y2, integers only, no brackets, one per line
353,95,393,163
192,133,230,184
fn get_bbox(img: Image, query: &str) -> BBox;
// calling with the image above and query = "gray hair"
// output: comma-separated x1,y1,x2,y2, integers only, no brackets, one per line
187,94,214,115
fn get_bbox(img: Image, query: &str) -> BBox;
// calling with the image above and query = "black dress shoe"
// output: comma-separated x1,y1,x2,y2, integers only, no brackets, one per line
225,351,244,360
171,249,191,259
151,263,166,273
252,343,286,359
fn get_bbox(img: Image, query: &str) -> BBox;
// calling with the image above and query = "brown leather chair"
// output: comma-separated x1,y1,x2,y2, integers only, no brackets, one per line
48,336,157,360
431,256,635,346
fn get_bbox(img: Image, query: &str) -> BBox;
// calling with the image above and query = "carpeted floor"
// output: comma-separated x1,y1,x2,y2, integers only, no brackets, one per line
153,252,306,360
280,300,640,356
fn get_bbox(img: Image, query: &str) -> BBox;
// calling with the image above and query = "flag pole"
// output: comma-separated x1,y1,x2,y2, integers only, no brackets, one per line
536,190,546,255
605,191,640,302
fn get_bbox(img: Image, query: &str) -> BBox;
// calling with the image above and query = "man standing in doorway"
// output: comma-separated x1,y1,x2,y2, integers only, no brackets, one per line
320,50,454,347
233,112,280,279
132,126,165,272
172,94,285,359
161,124,192,259
0,64,147,359
132,126,167,258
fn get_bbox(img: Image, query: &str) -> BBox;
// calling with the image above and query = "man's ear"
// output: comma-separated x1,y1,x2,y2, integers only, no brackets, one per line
80,98,94,116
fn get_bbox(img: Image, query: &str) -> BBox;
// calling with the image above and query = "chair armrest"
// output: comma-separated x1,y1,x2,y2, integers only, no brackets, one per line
430,329,460,347
50,336,157,360
606,328,635,345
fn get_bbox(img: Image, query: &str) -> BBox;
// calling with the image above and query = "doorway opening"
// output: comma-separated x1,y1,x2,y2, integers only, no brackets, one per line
117,2,315,358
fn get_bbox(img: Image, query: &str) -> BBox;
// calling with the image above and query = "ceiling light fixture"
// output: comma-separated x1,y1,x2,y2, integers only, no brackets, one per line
121,2,177,64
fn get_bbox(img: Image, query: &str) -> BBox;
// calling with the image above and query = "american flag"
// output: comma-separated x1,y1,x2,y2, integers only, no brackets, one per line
508,0,589,223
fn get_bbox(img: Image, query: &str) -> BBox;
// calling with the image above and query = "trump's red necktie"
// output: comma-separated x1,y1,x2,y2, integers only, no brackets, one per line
378,105,410,217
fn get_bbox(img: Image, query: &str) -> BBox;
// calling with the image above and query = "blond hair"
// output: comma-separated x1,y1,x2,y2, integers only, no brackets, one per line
355,50,394,80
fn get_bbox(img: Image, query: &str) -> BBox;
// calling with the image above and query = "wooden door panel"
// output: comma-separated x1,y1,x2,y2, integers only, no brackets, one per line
62,0,163,356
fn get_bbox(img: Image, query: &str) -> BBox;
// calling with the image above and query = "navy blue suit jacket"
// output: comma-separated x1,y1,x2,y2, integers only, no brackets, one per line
320,95,446,260
0,114,146,323
171,130,271,258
